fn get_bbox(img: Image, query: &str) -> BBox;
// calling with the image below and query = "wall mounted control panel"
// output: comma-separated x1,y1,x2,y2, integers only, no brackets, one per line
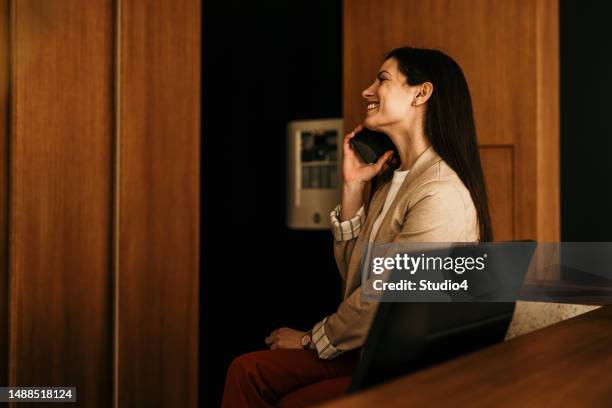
287,118,343,229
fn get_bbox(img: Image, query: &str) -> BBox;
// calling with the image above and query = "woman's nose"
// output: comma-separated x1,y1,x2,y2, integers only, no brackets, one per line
362,85,374,99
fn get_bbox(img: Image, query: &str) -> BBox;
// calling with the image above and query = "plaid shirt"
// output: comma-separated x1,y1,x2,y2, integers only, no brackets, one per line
330,204,365,242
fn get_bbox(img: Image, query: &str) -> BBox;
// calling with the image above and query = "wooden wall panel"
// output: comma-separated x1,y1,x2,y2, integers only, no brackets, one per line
117,0,200,406
344,0,559,242
8,1,114,406
0,0,8,389
535,0,560,242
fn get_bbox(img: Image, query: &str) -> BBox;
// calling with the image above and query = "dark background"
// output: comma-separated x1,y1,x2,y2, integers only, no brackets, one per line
560,0,612,243
560,0,612,284
202,0,612,405
201,0,343,405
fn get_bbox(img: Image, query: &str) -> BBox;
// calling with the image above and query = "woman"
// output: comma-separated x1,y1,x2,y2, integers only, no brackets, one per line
222,46,492,407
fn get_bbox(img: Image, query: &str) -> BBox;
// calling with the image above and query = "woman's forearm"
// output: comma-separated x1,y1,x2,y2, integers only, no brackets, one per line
339,181,366,221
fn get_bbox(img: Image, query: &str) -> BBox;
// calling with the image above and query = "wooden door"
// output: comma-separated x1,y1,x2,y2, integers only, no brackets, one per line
116,1,200,406
0,1,200,406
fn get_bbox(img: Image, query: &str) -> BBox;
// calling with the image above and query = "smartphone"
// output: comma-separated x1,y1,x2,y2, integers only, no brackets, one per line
349,127,398,164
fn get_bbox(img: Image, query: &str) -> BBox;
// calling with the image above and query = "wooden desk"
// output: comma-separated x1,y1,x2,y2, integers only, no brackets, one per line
320,305,612,407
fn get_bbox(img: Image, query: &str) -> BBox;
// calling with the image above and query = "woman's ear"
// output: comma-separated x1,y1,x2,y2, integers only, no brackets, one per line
412,82,434,106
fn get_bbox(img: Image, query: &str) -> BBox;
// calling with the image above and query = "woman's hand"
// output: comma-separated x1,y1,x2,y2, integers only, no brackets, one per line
342,124,394,185
265,327,305,350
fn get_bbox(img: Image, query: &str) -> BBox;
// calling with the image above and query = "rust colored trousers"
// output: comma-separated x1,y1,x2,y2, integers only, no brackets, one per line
221,349,359,407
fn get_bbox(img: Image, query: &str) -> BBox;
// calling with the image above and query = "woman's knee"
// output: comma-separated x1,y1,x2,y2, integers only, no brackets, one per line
223,351,279,407
227,350,268,380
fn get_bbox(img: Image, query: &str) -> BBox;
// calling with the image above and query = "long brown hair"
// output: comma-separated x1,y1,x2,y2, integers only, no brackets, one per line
377,46,493,242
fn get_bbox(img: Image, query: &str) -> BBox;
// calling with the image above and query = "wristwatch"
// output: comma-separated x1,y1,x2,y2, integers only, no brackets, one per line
301,330,312,350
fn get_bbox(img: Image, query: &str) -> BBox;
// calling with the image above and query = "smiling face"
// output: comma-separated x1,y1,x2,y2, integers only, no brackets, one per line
361,58,420,132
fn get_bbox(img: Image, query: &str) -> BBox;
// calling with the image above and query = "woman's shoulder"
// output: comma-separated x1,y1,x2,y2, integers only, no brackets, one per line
409,160,473,210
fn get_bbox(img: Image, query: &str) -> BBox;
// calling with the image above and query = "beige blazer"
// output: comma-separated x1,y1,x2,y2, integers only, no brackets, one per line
325,145,480,354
